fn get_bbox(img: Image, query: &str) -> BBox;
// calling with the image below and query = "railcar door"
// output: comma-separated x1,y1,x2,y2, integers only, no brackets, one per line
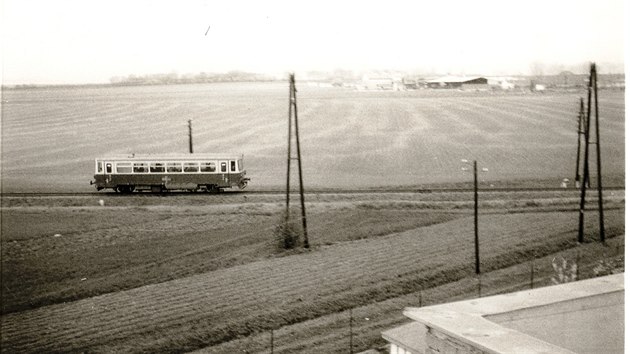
104,161,113,187
229,160,237,185
219,160,228,185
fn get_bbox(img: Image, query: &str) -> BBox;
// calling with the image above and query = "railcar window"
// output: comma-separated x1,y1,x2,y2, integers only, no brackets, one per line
220,162,227,173
166,162,183,173
106,163,112,174
133,163,149,173
116,163,132,173
230,161,236,172
238,159,243,171
200,162,216,172
97,162,103,173
150,162,165,173
184,162,199,173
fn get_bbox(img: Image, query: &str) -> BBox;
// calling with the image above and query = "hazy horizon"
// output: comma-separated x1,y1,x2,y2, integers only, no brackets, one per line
2,0,626,85
2,65,627,88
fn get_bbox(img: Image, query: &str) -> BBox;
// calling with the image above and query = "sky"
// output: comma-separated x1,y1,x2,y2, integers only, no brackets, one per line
1,0,626,84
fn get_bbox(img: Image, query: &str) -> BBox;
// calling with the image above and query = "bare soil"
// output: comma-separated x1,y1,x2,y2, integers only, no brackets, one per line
1,87,625,192
0,189,624,353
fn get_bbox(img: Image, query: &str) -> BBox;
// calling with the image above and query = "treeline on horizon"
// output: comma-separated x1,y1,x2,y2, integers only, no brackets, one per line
3,71,624,90
109,71,277,85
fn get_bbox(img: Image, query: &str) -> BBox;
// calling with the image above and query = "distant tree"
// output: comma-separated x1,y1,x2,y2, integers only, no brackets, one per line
529,61,546,77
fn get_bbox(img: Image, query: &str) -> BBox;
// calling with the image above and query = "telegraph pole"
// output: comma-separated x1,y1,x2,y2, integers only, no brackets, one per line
461,159,482,274
592,64,605,243
285,73,309,248
577,70,592,243
574,98,586,188
188,119,194,154
285,80,293,219
578,63,605,243
474,160,480,275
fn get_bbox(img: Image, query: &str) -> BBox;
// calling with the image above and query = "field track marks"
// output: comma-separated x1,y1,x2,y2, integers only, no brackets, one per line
1,209,623,353
499,95,625,133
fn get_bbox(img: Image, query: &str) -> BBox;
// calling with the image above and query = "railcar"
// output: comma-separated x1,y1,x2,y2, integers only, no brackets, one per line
91,154,249,193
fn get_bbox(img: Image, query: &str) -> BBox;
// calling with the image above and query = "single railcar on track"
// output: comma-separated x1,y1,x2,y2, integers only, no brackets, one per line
91,154,250,193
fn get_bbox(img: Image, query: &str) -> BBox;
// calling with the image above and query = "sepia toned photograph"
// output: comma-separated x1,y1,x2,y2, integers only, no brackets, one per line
0,1,625,353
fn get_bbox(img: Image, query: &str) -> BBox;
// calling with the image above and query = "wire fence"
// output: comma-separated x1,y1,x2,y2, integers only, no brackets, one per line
200,234,623,354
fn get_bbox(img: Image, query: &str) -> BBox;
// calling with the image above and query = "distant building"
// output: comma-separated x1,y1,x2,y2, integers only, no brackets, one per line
367,77,394,90
361,74,401,90
425,76,488,89
487,77,516,90
402,77,420,90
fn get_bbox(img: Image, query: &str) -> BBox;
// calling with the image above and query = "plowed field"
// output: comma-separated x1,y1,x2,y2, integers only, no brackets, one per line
0,191,625,353
1,84,625,192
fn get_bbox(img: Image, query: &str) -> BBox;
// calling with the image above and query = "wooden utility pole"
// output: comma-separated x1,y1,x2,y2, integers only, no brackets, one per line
592,64,605,243
188,119,194,154
474,160,480,275
578,73,592,243
578,63,605,243
461,159,482,274
574,98,587,188
285,73,309,248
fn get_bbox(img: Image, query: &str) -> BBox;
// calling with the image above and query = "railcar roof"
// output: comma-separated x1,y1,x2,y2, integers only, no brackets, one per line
96,153,243,161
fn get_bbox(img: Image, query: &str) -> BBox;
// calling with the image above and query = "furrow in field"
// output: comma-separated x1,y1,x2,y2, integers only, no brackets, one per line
420,99,476,135
458,98,571,139
461,97,571,127
414,97,579,179
3,209,620,353
194,104,286,154
497,95,625,138
3,88,625,192
498,95,577,116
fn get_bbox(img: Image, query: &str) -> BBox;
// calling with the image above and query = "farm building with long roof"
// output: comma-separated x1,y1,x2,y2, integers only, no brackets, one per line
426,76,488,89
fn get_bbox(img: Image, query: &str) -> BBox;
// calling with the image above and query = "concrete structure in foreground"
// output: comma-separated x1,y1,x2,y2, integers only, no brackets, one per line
383,273,624,354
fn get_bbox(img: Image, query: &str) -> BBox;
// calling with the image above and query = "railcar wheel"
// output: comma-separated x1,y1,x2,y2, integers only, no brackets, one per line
118,185,134,193
206,185,219,194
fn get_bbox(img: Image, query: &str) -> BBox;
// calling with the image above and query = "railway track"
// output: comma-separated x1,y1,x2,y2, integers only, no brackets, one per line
0,185,625,198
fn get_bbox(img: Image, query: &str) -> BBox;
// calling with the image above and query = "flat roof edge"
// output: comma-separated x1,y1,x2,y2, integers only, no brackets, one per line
404,274,623,354
381,322,426,351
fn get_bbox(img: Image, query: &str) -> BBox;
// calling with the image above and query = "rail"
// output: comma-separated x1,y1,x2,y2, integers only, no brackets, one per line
0,186,625,198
